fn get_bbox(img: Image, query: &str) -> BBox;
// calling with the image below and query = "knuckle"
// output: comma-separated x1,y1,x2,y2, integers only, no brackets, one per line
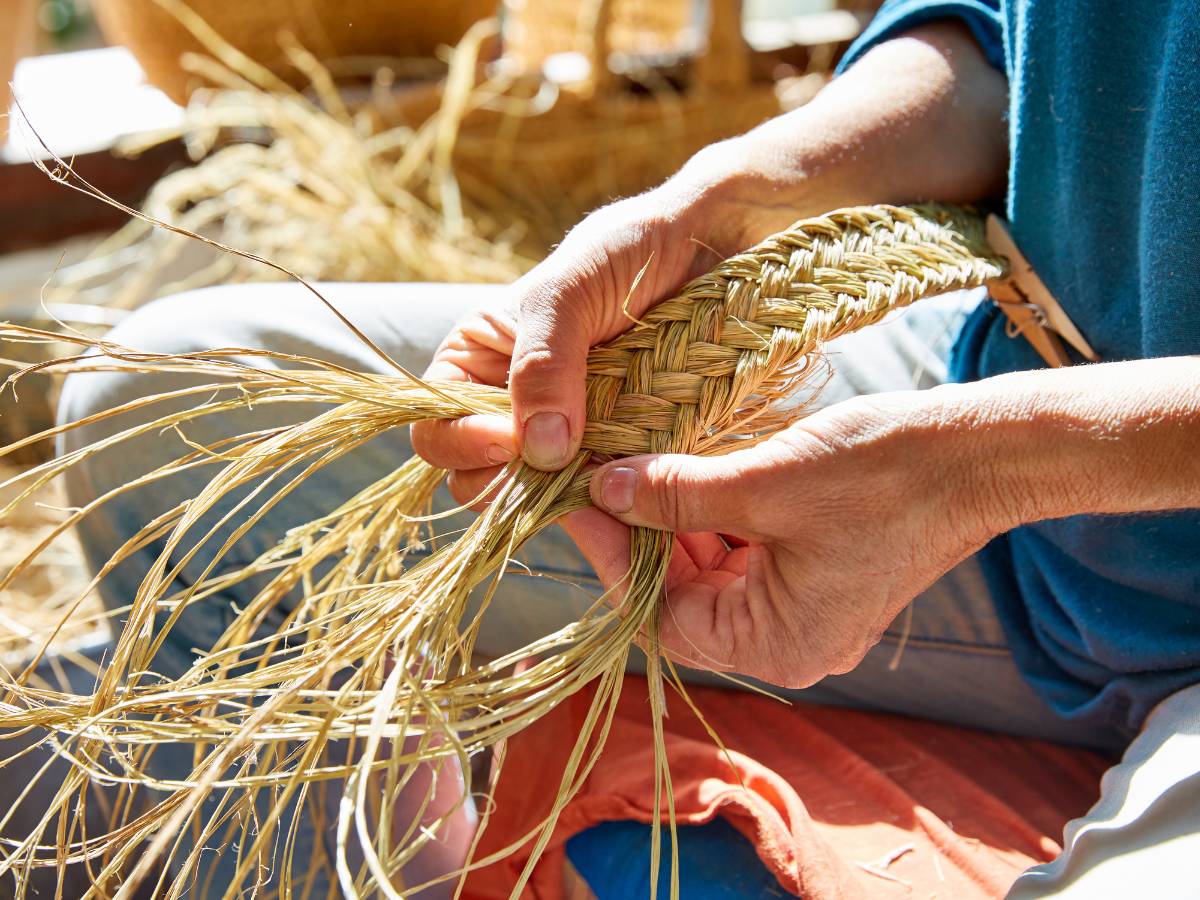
410,422,437,463
826,658,858,677
516,268,587,323
446,471,469,505
779,671,815,691
515,284,556,322
767,633,815,688
509,346,558,382
434,316,478,354
507,348,567,404
649,459,686,530
447,471,489,508
759,655,809,690
827,641,868,676
473,305,517,338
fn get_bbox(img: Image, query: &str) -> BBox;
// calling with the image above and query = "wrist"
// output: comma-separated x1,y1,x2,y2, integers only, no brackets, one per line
937,360,1200,527
666,128,856,249
663,138,785,249
913,369,1138,534
901,382,1043,541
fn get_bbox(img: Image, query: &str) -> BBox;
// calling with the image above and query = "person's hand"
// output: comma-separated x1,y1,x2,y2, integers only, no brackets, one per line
410,158,787,492
546,388,1009,688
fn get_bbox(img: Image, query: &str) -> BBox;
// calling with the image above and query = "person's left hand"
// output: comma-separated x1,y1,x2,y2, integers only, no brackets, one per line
448,385,1012,688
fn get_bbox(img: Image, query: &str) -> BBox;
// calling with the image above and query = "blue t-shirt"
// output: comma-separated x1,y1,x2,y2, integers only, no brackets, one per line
841,0,1200,737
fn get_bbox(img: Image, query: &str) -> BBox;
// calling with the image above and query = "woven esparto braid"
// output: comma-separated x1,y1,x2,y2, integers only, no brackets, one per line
581,204,1006,458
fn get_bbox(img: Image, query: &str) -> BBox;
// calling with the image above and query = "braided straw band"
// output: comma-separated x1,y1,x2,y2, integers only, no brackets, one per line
582,204,1004,457
0,204,1005,896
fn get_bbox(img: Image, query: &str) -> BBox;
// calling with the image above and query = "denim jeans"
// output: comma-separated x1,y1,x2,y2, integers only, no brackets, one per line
56,283,1200,898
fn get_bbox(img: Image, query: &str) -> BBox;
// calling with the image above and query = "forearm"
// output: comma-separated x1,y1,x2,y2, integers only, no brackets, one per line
930,357,1200,531
671,21,1009,245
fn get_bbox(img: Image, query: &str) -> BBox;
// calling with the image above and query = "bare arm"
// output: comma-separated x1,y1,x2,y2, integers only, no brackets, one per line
947,357,1200,527
674,20,1009,248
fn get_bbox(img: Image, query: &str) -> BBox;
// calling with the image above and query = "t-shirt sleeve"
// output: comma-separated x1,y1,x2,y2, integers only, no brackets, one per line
835,0,1006,75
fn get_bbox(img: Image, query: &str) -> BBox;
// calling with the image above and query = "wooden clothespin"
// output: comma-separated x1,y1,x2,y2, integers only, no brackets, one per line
986,214,1100,368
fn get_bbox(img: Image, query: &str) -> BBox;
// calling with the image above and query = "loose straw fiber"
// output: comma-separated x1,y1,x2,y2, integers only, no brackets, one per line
0,204,1004,897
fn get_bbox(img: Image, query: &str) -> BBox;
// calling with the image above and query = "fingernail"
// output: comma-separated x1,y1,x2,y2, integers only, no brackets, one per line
598,466,637,513
523,412,571,470
485,444,515,466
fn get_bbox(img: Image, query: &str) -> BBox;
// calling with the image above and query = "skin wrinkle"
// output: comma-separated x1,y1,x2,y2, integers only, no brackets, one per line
888,385,1018,545
13,14,1199,883
654,459,688,535
592,391,993,686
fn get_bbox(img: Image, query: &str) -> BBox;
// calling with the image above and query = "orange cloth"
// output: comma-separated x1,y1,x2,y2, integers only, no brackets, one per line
463,676,1110,899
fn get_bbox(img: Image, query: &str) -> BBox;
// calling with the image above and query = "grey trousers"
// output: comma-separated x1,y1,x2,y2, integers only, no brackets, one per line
53,283,1200,898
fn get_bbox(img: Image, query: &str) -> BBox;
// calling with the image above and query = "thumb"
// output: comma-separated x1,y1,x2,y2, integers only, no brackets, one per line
589,449,768,534
509,271,594,471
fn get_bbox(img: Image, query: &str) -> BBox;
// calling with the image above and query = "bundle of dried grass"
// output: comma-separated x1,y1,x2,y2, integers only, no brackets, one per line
0,186,1005,896
55,0,807,310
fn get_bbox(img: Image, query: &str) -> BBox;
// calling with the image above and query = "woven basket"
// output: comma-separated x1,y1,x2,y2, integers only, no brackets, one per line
504,0,750,87
93,0,500,104
504,0,696,70
374,0,769,249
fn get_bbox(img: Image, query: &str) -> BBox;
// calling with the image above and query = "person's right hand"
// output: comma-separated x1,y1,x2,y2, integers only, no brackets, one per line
410,167,769,492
